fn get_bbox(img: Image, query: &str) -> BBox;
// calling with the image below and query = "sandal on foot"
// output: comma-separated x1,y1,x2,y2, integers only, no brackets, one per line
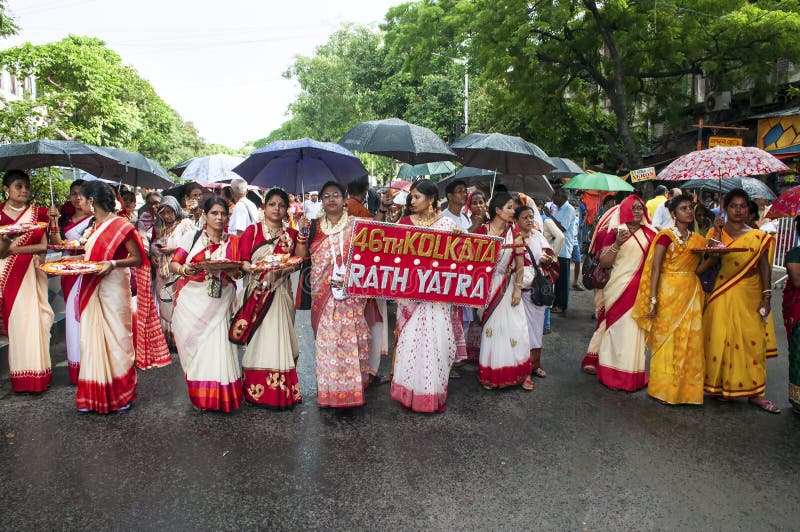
582,365,596,375
534,368,547,378
521,376,535,391
749,397,781,414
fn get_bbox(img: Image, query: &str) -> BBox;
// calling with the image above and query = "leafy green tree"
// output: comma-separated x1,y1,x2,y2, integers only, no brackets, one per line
0,35,217,168
0,0,18,39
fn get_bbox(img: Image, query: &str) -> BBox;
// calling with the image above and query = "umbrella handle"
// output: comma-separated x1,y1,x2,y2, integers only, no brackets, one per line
49,174,55,207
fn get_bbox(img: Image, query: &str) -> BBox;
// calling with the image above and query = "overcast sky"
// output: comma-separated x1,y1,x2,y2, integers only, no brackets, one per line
4,0,401,148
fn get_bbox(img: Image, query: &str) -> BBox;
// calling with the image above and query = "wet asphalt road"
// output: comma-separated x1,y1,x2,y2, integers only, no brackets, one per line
1,287,798,530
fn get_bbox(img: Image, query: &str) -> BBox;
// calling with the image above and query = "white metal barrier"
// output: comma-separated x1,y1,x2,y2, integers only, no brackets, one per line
772,216,796,288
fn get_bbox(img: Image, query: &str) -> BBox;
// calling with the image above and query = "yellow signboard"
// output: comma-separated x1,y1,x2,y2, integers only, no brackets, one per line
629,167,656,183
708,136,743,148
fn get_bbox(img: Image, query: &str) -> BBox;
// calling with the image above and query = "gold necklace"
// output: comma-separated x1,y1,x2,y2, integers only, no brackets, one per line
414,213,439,227
262,221,283,239
5,202,25,212
487,222,507,236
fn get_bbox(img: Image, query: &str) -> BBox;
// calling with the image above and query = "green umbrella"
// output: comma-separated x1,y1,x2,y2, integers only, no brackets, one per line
561,172,633,192
396,161,455,178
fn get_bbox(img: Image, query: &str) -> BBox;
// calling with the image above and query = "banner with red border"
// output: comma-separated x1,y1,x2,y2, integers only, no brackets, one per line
344,219,502,307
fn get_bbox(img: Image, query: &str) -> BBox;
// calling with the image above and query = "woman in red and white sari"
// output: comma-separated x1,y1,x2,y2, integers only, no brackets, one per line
581,195,655,391
170,197,243,412
237,188,307,409
77,181,145,413
304,181,370,408
0,170,54,393
391,180,458,413
48,179,93,384
475,192,533,391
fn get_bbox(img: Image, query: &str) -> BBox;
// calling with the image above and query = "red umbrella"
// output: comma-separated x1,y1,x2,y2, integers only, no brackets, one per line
765,185,800,219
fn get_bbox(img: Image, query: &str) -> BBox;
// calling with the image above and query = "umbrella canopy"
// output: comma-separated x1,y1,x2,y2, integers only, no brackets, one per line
437,167,554,199
233,137,367,194
337,118,457,164
450,132,555,175
561,172,634,192
0,139,130,177
680,177,776,201
170,154,244,183
547,157,584,181
396,161,455,178
93,147,174,189
658,146,789,181
764,185,800,219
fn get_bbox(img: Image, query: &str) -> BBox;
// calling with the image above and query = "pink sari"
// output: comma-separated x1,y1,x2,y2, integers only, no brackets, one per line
0,204,53,393
390,215,457,413
309,216,370,408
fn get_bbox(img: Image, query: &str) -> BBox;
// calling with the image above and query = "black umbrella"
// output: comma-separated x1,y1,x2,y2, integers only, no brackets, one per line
438,167,554,199
94,147,173,189
337,117,457,165
450,133,555,175
547,157,584,181
0,139,129,178
680,177,776,201
168,157,193,177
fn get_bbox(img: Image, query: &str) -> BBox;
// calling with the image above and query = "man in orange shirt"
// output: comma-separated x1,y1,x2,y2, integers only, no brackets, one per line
346,177,373,219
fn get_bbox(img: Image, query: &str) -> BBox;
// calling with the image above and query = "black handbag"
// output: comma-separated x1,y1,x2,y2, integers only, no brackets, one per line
294,220,317,310
527,247,555,307
581,252,596,290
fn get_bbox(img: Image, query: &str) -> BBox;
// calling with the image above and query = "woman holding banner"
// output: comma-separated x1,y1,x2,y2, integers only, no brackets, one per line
391,179,458,412
306,181,371,409
236,187,306,409
475,192,533,391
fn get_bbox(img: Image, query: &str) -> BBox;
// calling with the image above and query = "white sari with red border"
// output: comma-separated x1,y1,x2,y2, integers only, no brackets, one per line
77,216,140,412
0,204,53,393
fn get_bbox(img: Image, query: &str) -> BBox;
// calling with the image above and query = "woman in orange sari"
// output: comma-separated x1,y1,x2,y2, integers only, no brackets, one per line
632,194,707,404
304,181,370,409
170,197,243,412
0,170,53,393
703,188,780,413
237,188,306,409
77,181,145,413
583,195,656,391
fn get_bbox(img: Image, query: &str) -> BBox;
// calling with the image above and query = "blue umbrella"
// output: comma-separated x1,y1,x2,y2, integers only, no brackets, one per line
233,138,368,194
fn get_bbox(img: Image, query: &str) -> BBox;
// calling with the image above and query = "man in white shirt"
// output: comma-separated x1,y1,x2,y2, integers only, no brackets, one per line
551,188,576,313
228,178,258,236
652,187,682,230
303,191,322,220
441,180,482,232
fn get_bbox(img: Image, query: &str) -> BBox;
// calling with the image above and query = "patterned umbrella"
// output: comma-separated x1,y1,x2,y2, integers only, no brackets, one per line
658,146,789,181
765,185,800,219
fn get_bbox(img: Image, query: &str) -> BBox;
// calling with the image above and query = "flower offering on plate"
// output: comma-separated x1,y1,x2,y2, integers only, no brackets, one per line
251,254,303,272
47,240,84,251
40,260,103,276
194,259,243,271
0,221,47,235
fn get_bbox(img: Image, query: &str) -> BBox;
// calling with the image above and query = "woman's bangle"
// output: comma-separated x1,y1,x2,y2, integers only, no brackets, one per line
514,282,522,288
762,289,772,294
609,245,619,253
649,297,657,304
109,260,117,269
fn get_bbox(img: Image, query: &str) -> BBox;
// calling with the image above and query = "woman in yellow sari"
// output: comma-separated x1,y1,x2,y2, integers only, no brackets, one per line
703,188,780,413
633,194,707,404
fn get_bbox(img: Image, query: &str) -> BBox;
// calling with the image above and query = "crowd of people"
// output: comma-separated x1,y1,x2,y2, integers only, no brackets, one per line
0,168,796,416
